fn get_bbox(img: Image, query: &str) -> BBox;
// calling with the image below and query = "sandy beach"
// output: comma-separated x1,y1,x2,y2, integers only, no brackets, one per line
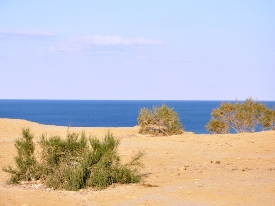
0,118,274,206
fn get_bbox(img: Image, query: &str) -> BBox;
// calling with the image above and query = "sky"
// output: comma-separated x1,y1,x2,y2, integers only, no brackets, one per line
0,1,274,100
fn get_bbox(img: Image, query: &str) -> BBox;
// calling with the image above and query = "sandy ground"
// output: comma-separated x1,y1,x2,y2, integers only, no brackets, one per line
0,118,274,206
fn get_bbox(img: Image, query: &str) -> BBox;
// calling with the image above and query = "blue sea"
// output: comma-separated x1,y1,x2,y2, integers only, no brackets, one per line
0,100,274,134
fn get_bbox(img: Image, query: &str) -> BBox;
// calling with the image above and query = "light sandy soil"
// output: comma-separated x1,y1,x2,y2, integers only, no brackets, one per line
0,118,274,206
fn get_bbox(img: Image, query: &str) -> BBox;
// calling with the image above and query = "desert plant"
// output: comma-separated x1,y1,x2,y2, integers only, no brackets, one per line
3,129,144,191
206,98,275,134
39,132,88,169
87,132,143,189
137,104,183,136
3,128,40,183
205,119,229,134
39,132,89,190
258,106,275,131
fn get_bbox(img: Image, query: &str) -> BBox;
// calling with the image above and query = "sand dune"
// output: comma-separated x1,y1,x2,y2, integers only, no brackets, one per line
0,118,274,206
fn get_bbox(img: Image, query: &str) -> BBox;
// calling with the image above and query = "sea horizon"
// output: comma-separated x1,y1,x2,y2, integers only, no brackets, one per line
1,100,275,134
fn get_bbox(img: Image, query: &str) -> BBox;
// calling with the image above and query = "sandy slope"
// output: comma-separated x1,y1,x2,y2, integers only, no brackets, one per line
0,118,274,206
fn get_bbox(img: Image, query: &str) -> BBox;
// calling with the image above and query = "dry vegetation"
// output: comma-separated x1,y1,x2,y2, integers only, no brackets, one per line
206,98,275,134
137,105,183,136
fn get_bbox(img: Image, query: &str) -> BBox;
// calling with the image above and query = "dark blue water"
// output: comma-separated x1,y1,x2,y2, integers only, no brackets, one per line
0,100,274,134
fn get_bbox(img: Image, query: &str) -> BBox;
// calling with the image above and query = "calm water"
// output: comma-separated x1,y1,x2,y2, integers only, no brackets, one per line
0,100,274,134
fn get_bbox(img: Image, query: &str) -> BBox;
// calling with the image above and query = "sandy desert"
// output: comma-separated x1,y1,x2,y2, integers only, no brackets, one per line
0,118,274,206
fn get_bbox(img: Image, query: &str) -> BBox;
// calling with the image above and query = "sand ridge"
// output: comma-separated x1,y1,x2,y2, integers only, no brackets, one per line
0,118,274,206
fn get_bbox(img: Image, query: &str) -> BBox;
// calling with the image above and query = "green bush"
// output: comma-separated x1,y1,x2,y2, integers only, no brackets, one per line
3,129,144,191
137,104,183,136
206,98,275,134
3,128,41,183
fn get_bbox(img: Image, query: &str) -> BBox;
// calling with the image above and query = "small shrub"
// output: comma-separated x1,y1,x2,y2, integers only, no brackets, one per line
137,104,183,136
206,98,275,134
87,132,143,189
3,129,144,191
3,128,40,183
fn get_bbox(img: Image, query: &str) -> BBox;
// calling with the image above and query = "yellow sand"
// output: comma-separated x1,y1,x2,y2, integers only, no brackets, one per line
0,118,274,206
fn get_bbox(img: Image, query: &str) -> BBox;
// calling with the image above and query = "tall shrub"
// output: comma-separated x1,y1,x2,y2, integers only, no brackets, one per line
206,98,275,134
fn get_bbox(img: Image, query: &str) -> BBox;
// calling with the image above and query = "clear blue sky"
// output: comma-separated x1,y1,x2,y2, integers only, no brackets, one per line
1,1,274,100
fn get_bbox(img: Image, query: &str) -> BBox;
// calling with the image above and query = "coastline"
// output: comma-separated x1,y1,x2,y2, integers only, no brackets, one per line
0,118,275,205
